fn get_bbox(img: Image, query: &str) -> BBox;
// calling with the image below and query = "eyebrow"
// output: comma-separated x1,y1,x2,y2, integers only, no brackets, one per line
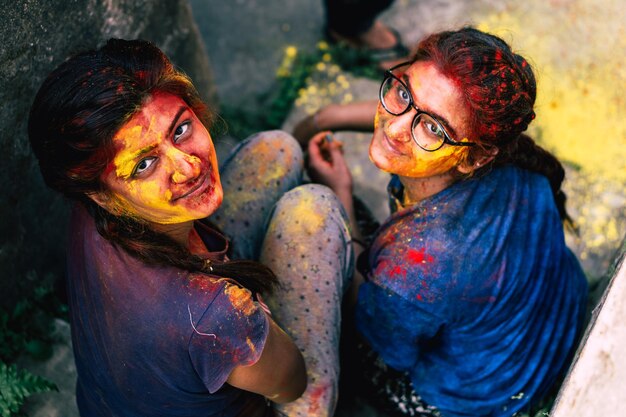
114,106,189,177
400,73,459,139
167,106,188,137
125,106,187,161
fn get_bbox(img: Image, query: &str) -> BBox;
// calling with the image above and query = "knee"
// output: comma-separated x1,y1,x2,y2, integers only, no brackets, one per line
245,130,303,167
280,183,342,212
273,184,348,233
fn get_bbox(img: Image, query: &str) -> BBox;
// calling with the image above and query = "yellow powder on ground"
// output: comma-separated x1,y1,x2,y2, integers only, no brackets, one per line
475,0,626,183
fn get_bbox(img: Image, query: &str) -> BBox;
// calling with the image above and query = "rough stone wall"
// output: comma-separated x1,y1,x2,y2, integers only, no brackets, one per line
0,0,215,310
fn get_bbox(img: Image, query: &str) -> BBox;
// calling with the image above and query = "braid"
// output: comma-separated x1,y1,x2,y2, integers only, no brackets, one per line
493,134,572,225
86,200,278,294
415,27,572,225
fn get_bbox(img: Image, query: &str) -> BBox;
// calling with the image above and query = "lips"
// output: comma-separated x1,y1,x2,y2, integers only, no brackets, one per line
380,131,407,156
172,168,212,201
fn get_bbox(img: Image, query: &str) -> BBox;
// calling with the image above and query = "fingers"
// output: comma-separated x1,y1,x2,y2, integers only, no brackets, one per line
308,131,334,166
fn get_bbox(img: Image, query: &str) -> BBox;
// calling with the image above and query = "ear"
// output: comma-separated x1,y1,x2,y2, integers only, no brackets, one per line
86,191,120,214
456,147,499,175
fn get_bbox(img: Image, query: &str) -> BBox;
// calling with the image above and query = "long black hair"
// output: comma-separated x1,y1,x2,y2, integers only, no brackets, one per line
29,38,277,294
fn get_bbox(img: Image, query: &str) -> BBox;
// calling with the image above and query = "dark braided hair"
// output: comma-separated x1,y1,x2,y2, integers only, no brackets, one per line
28,38,277,294
413,27,572,224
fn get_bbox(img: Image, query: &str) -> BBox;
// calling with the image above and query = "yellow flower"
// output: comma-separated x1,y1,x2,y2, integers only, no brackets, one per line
317,41,329,50
285,45,297,58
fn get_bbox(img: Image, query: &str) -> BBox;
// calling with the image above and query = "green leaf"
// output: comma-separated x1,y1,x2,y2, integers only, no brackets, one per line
0,362,57,417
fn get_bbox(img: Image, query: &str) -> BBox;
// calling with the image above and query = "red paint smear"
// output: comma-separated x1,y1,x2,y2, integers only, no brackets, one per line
407,248,434,264
388,265,406,279
188,275,217,291
307,385,327,415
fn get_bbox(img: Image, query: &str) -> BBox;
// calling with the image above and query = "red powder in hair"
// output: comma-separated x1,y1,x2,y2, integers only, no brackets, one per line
495,49,503,61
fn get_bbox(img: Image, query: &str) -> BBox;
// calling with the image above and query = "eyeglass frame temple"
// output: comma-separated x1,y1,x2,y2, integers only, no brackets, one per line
379,62,476,150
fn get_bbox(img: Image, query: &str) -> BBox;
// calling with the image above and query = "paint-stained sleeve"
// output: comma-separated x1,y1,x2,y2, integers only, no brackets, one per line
355,281,444,372
188,281,269,394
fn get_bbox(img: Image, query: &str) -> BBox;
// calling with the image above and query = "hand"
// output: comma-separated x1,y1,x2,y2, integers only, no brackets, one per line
306,131,353,198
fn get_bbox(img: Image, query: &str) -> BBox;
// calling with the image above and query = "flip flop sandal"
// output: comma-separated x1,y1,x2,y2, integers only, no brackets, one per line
365,29,410,63
325,27,410,64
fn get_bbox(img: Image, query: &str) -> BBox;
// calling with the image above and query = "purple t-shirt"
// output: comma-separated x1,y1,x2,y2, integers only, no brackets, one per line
67,204,269,416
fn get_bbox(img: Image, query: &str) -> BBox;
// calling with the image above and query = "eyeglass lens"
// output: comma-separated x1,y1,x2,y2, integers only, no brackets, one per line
381,77,448,151
380,76,411,115
412,114,447,150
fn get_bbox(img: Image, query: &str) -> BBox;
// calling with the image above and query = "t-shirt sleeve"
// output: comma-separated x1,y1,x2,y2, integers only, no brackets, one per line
188,281,269,393
355,281,445,372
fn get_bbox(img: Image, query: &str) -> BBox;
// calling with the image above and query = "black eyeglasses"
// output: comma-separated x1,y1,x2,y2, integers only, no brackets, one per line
379,62,475,152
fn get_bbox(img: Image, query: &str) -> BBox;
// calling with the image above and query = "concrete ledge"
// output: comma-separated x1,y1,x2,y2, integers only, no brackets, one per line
551,239,626,417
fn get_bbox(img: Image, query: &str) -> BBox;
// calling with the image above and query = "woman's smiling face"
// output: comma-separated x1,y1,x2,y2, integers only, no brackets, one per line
369,61,472,178
95,91,222,224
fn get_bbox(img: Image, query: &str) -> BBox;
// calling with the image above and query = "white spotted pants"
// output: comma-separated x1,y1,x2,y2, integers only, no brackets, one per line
212,130,354,417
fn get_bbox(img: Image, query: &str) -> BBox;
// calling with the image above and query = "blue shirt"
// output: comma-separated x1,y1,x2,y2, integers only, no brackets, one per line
355,166,587,417
67,204,270,417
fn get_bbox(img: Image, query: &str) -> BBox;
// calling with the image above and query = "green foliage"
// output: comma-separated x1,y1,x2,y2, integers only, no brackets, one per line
326,42,383,80
0,281,66,416
0,362,57,417
219,42,382,140
0,283,67,364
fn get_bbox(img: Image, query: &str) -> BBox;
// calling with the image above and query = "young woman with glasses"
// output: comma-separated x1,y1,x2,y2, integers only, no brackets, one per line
28,39,353,417
305,27,588,416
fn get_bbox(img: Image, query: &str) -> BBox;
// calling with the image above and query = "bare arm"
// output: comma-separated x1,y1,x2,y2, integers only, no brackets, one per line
226,314,306,403
293,101,378,148
306,132,366,309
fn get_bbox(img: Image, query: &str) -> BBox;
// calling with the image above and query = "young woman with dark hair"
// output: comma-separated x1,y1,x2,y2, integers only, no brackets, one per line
303,27,588,416
29,39,353,417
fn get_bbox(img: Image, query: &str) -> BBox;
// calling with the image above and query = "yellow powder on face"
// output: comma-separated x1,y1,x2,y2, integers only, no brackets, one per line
113,116,162,179
113,125,145,179
403,146,466,178
164,146,202,184
224,284,255,316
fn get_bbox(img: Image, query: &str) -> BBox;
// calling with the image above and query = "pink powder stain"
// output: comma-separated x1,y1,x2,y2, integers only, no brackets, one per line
188,275,217,292
388,265,407,279
407,248,434,264
307,385,327,415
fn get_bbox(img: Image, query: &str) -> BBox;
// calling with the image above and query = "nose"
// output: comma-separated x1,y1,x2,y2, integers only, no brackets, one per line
168,148,202,184
385,110,414,143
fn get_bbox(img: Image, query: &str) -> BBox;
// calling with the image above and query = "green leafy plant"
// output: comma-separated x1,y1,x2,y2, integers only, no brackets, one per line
219,41,382,140
0,280,66,416
0,283,67,363
0,362,57,417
